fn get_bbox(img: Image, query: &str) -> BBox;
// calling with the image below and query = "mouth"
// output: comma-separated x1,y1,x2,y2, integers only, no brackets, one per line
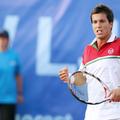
96,30,103,34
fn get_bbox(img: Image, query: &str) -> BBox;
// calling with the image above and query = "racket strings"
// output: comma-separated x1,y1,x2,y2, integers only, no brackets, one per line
68,71,110,104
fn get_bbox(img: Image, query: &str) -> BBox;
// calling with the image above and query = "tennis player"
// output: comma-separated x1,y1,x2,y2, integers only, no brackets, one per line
59,4,120,120
0,30,23,120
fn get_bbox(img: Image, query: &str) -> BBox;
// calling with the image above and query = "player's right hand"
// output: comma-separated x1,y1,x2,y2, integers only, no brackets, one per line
59,67,69,83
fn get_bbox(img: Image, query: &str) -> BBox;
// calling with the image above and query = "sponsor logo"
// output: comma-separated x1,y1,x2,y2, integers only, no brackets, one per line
16,114,73,120
108,48,114,54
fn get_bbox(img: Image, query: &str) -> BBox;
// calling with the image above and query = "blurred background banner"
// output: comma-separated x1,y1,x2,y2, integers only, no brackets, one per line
0,0,120,120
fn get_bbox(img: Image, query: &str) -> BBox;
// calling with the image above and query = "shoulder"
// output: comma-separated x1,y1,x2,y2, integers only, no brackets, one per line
83,44,93,53
82,45,93,64
111,37,120,46
8,49,18,55
7,49,20,60
114,37,120,43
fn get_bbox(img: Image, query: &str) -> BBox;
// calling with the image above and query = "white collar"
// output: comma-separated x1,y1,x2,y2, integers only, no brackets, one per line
91,33,117,45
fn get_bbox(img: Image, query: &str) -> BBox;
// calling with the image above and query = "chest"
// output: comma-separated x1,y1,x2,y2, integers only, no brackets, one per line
0,55,17,72
83,41,120,64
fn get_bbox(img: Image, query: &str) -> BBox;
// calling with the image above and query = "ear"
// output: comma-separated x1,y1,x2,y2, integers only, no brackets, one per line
110,22,113,30
110,22,113,26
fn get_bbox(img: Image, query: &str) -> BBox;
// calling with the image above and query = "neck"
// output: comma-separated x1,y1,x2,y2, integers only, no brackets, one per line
0,47,7,52
97,40,107,49
96,34,111,49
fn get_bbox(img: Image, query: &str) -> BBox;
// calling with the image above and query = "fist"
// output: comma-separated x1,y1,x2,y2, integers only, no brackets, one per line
59,67,69,83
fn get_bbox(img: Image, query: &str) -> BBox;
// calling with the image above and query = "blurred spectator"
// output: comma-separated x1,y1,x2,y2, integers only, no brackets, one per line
0,30,23,120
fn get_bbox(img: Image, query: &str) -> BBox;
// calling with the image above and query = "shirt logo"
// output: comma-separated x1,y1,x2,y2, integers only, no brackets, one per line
108,48,114,54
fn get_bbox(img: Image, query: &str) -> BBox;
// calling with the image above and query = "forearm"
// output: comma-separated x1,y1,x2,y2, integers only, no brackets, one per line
16,74,23,95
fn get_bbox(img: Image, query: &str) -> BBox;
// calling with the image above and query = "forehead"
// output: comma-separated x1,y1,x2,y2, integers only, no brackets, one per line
92,13,108,21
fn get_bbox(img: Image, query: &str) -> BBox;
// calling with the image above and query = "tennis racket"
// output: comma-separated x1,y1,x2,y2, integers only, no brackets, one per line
68,71,110,105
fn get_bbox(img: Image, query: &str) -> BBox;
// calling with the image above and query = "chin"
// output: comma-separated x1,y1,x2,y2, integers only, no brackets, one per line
96,35,105,40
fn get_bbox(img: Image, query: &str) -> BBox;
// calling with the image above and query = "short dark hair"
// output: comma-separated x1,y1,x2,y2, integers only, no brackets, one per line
0,30,9,39
90,4,114,23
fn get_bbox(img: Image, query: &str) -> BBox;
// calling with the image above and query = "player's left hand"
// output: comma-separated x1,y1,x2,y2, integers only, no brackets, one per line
107,87,120,102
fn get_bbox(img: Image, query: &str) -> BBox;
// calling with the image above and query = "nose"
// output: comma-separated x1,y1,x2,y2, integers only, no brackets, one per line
96,22,102,28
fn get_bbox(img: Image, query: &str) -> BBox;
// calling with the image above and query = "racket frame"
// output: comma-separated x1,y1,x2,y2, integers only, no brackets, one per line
68,71,110,105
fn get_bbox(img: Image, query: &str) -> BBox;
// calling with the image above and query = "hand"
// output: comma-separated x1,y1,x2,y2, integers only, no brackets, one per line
17,94,24,103
107,87,120,102
59,67,69,83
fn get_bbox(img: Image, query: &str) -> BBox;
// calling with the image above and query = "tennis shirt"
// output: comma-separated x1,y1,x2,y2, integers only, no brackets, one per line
80,34,120,120
0,49,21,104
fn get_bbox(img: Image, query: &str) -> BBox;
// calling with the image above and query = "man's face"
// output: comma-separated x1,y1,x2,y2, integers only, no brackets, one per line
91,13,113,40
0,37,9,50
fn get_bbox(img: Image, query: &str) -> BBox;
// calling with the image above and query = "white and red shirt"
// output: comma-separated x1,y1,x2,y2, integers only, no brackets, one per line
80,34,120,120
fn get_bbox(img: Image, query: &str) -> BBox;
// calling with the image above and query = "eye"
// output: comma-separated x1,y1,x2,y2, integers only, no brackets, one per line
92,20,97,24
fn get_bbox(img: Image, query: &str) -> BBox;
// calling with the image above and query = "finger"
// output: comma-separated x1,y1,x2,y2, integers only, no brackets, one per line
59,70,68,75
59,72,68,78
59,71,68,76
59,72,69,80
59,67,68,73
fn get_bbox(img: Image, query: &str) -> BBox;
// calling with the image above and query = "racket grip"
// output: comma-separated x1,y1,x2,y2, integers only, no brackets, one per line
69,73,75,84
70,77,75,84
